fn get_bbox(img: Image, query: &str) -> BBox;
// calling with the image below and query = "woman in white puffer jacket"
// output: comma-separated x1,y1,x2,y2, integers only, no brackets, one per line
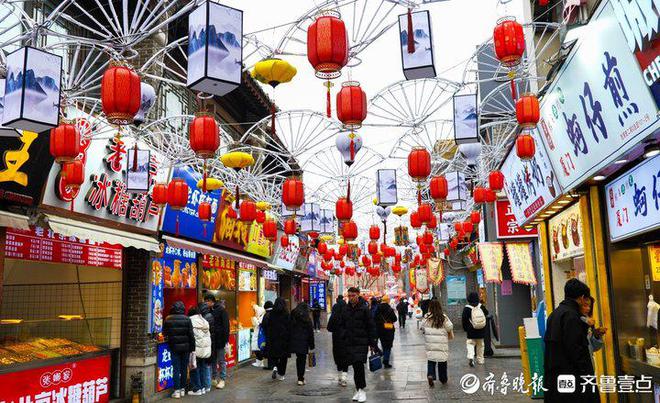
421,299,453,388
251,304,266,367
188,306,212,395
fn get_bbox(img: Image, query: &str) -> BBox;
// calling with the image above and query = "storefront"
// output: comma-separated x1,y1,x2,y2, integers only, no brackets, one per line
270,234,299,309
259,267,279,306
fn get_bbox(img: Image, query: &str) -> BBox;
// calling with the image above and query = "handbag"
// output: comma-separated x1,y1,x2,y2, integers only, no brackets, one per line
308,351,316,367
257,326,266,351
368,352,383,372
188,352,197,370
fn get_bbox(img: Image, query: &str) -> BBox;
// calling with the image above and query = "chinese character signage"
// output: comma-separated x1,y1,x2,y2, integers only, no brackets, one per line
506,242,537,285
548,203,584,262
478,242,503,283
273,235,299,271
500,128,561,226
5,226,122,269
0,130,54,207
201,254,237,291
310,280,326,309
151,253,164,334
152,243,198,289
238,263,257,291
536,1,660,192
157,343,173,392
213,193,272,258
605,153,660,242
649,244,660,282
225,333,237,369
0,353,111,403
494,200,540,238
237,328,251,362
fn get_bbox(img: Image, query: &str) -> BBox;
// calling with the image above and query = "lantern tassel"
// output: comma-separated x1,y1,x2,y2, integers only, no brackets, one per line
325,81,332,118
347,178,351,201
407,8,415,54
235,184,240,210
132,143,138,172
417,187,422,206
203,160,207,193
510,79,517,101
349,135,355,161
176,213,180,236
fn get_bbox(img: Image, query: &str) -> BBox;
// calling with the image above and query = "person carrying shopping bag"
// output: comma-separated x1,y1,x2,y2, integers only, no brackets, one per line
187,306,212,395
289,302,316,385
421,300,453,387
374,295,397,369
461,292,488,367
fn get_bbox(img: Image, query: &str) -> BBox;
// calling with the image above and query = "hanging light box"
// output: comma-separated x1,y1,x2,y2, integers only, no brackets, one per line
446,171,467,202
2,46,62,133
301,203,320,232
453,93,479,145
0,79,19,137
187,1,243,97
376,169,397,206
320,208,335,233
398,10,436,80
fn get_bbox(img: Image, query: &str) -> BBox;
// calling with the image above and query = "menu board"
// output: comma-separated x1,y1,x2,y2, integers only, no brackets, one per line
5,227,122,269
201,254,237,291
238,263,257,291
548,203,584,262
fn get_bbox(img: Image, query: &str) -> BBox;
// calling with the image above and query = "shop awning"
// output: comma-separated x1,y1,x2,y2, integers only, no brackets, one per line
0,211,30,230
162,235,269,267
266,263,290,272
45,214,160,252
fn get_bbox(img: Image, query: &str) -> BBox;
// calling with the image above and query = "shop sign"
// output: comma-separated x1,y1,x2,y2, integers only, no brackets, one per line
161,166,221,243
152,243,198,289
548,203,584,262
501,279,513,296
156,343,173,392
309,280,326,309
150,255,164,334
649,244,660,282
506,242,537,285
213,194,272,258
446,275,466,305
238,263,257,291
42,132,169,232
494,200,540,238
5,226,122,269
201,254,236,290
0,354,111,403
500,128,561,226
273,235,299,271
477,242,504,283
262,269,277,281
0,130,54,207
225,334,237,369
605,153,660,242
536,1,660,192
237,328,251,362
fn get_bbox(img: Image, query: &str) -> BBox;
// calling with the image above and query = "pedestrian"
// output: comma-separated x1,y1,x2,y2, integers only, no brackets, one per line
543,279,598,403
421,300,453,388
396,297,408,328
204,294,230,389
327,295,349,387
461,292,488,367
251,304,266,368
420,297,432,316
187,306,212,395
289,302,315,385
481,300,498,357
374,294,397,369
369,296,379,318
162,301,195,399
262,300,275,370
197,302,214,393
580,296,607,367
407,296,414,319
261,297,291,381
311,299,322,332
338,287,379,402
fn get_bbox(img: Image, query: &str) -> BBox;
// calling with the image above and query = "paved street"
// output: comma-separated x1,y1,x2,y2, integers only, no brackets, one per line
180,322,531,402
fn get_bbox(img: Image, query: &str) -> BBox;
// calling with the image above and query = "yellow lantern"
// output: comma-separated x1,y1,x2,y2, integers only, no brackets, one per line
392,205,408,216
196,177,223,191
221,151,255,170
256,201,271,211
251,58,297,87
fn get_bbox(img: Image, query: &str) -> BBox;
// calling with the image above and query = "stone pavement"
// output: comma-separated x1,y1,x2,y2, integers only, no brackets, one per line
180,322,533,402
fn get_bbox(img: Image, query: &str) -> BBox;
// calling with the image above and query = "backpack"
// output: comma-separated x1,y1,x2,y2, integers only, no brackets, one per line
468,304,486,330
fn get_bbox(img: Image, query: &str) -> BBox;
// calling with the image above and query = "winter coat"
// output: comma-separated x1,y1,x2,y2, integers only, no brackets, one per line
461,302,489,339
198,303,215,348
374,303,397,349
327,299,348,368
311,302,322,319
251,305,266,352
421,313,453,362
288,314,315,355
543,299,598,403
337,297,378,364
210,302,230,349
190,314,212,359
163,301,195,354
396,301,408,315
262,309,291,359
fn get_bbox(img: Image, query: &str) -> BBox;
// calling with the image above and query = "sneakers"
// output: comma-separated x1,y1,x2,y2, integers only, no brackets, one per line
171,390,181,399
216,380,225,389
352,390,360,401
272,368,278,380
205,387,211,393
252,360,262,367
276,375,286,381
468,359,475,367
178,389,186,396
340,371,348,387
427,376,435,388
384,363,392,369
357,389,367,402
297,380,305,386
188,390,203,396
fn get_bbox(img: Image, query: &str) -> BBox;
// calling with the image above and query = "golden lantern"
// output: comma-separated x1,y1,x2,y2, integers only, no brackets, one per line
392,205,408,217
221,151,255,170
256,201,271,211
196,177,223,191
251,58,297,136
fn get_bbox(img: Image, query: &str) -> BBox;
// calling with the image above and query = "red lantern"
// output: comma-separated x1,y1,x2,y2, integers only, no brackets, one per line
485,188,497,203
416,235,424,247
368,241,378,255
369,225,380,241
307,12,349,79
317,241,328,255
493,17,525,67
239,200,257,222
336,81,367,129
361,255,371,267
151,183,168,207
255,210,266,224
284,218,297,235
463,221,474,233
167,178,189,210
450,238,459,250
282,177,305,211
280,235,289,248
516,133,536,161
407,147,431,182
429,176,448,203
372,254,382,264
308,231,319,239
198,201,212,222
263,219,277,240
50,122,80,163
392,264,401,274
342,220,358,240
488,171,505,192
61,160,84,190
384,247,395,258
395,253,401,264
335,197,353,222
339,260,346,268
473,186,487,204
410,211,422,229
339,244,348,257
539,0,549,5
470,211,481,225
443,247,450,256
418,203,433,223
226,207,237,219
427,214,437,229
101,62,141,125
516,94,540,129
189,113,220,159
345,266,356,276
454,222,463,233
423,231,434,245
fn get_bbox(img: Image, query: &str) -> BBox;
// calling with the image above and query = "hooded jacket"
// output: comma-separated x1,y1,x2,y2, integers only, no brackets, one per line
163,301,195,354
261,298,291,358
198,302,215,347
461,292,489,339
327,298,348,367
288,305,315,355
190,313,212,359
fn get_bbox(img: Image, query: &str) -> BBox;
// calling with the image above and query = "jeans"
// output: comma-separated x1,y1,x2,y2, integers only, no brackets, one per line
351,361,366,390
190,358,210,391
427,360,448,383
212,346,227,381
273,356,288,376
295,353,307,381
171,351,190,391
466,339,485,364
313,316,321,330
382,348,392,364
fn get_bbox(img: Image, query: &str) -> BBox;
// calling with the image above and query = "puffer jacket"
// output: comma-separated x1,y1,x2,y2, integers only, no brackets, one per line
421,313,453,362
163,301,195,354
251,305,265,352
338,297,378,364
190,314,212,359
198,303,215,348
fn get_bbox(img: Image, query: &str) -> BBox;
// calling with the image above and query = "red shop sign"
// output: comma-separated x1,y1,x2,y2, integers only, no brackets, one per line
495,200,539,239
0,354,112,403
225,334,237,369
5,227,122,269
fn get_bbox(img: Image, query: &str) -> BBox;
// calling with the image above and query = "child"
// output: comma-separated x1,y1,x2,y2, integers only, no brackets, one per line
421,299,453,388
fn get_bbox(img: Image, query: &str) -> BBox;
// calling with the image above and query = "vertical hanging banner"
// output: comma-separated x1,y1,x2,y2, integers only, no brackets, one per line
453,94,479,145
477,242,503,283
376,169,398,206
506,242,537,285
398,10,435,80
427,257,444,285
415,266,429,293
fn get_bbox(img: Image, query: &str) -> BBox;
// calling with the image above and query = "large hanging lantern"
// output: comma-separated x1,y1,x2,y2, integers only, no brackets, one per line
493,17,525,67
418,203,433,223
151,183,168,207
369,225,380,241
470,211,481,225
429,176,448,203
336,81,367,130
255,210,266,224
368,241,378,255
307,11,349,79
488,171,505,192
361,255,372,267
198,201,213,236
342,220,358,241
335,197,353,222
427,214,437,229
239,200,257,222
335,131,363,166
101,62,141,125
516,133,536,161
473,186,487,204
410,211,422,229
317,241,328,255
463,221,474,234
516,94,540,129
263,219,277,240
282,177,305,212
167,178,189,210
423,231,434,245
189,113,220,159
485,188,497,204
284,218,297,235
61,160,84,190
50,121,80,163
251,58,297,135
407,147,431,183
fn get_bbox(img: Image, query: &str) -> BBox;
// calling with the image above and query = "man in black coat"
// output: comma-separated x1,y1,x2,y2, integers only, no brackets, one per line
396,297,408,328
163,301,195,398
543,279,598,403
311,300,322,332
338,287,379,402
204,294,230,389
261,297,291,380
327,296,349,386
